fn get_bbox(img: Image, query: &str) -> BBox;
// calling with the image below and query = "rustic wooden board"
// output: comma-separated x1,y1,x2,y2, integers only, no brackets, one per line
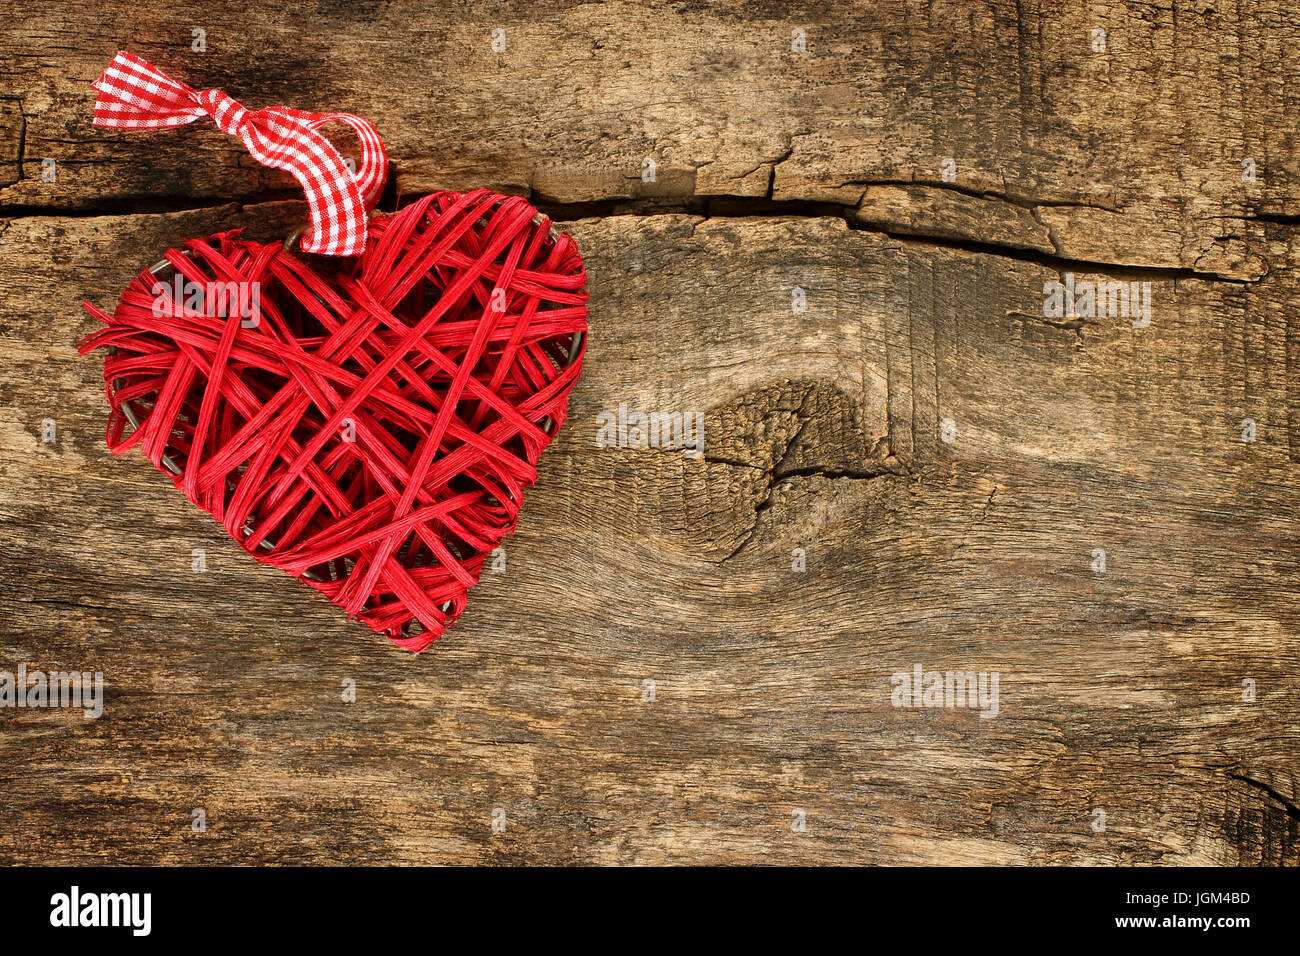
1,0,1298,865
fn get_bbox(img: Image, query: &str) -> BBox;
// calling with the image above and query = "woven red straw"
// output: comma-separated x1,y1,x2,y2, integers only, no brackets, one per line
79,188,588,651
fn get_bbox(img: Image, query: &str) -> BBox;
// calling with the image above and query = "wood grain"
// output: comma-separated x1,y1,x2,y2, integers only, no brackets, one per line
0,0,1298,865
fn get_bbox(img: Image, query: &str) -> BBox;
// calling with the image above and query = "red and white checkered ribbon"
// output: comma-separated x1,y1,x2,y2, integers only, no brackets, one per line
92,51,387,256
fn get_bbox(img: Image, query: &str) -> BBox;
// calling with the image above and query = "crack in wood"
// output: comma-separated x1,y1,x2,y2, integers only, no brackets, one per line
1227,772,1300,822
1,186,1271,284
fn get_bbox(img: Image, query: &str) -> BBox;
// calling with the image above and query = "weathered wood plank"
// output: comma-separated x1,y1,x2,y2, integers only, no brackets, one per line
0,201,1296,864
2,0,1298,277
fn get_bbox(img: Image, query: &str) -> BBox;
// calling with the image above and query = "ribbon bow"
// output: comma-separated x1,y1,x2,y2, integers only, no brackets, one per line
92,51,387,257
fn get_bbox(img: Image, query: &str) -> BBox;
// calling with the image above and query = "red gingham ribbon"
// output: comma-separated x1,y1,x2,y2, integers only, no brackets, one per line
91,51,387,256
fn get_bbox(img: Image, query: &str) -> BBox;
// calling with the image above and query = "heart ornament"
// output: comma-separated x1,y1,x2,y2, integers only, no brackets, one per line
78,53,587,651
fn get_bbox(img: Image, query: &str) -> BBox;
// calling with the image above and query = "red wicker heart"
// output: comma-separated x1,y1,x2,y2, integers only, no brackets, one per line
79,189,588,651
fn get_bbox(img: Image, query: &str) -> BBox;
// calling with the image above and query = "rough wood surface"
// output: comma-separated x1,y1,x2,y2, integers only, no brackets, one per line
1,1,1298,865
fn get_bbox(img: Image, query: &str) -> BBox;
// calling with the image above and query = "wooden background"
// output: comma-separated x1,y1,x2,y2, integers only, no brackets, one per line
2,0,1298,865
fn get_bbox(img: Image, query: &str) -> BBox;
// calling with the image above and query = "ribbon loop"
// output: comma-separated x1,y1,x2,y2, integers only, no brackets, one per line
92,51,387,257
